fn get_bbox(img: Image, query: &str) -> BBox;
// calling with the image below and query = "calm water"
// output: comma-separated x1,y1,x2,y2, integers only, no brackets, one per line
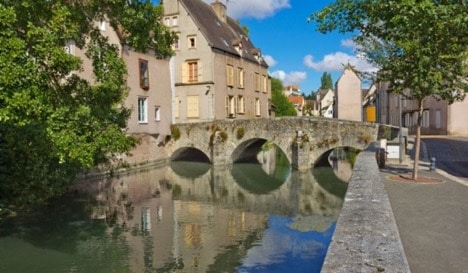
0,149,354,273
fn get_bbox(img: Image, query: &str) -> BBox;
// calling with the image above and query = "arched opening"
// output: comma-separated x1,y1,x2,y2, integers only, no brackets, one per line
231,138,268,163
171,147,211,163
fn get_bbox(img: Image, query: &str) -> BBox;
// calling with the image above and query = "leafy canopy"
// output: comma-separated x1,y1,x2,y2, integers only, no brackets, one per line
320,72,333,90
311,0,467,102
0,0,175,206
271,78,297,117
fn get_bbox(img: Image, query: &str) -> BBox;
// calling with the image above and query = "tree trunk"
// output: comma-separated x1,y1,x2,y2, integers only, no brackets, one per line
412,99,424,180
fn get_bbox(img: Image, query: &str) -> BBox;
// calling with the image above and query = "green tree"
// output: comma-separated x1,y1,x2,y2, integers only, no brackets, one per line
0,0,175,206
271,78,297,117
320,72,333,90
311,0,467,179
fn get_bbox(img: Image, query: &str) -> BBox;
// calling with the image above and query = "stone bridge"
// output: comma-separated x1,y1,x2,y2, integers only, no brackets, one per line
167,117,395,170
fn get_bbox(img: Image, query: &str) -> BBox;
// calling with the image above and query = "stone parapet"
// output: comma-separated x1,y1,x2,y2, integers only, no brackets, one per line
321,145,410,273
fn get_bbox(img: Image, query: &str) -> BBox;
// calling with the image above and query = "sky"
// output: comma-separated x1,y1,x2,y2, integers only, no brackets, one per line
202,0,378,95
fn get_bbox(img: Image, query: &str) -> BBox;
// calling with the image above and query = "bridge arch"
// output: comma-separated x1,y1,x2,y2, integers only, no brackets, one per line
171,147,211,163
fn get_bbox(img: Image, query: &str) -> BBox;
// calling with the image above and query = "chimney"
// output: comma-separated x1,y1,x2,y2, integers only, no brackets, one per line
211,0,227,23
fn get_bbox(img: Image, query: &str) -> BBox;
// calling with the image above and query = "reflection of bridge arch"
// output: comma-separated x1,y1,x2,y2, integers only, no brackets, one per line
167,117,394,170
314,146,359,167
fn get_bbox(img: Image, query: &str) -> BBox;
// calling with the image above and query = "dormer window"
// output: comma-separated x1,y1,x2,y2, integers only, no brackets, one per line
139,59,149,90
188,35,196,49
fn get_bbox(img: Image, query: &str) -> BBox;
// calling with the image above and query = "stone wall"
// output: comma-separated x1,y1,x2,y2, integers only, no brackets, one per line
321,144,410,273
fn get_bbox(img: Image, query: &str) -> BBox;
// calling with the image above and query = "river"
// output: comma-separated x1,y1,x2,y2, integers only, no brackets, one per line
0,147,355,273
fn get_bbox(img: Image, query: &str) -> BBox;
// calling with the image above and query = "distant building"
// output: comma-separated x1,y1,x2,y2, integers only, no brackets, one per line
334,64,363,121
162,0,271,123
283,85,301,97
362,85,377,122
287,95,305,116
316,89,334,118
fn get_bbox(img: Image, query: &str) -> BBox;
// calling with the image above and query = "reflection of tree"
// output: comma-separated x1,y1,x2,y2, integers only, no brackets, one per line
312,167,348,199
0,193,131,272
231,164,287,194
205,229,264,273
232,147,291,194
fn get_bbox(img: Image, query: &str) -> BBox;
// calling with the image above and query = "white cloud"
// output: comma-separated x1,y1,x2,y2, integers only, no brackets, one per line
263,55,277,67
340,38,358,50
203,0,291,19
271,70,307,86
303,52,378,74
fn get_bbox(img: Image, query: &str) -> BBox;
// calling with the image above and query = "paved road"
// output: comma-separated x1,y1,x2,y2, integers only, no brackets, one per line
422,137,468,180
382,136,468,273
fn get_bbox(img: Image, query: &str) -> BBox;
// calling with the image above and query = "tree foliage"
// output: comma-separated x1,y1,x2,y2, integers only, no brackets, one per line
271,78,297,117
0,0,175,206
311,0,467,179
320,72,333,90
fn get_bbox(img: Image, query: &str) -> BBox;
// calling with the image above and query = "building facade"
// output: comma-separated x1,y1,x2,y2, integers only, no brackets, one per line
376,80,468,136
334,64,363,121
162,0,271,123
316,88,334,118
70,19,173,141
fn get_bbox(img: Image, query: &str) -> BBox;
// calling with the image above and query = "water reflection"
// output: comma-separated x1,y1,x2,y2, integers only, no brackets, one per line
0,148,355,273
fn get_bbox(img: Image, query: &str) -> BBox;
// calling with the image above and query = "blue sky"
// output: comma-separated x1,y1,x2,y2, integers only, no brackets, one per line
203,0,378,95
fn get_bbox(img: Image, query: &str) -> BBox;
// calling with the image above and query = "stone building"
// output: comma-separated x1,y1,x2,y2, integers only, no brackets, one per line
162,0,271,123
68,19,173,142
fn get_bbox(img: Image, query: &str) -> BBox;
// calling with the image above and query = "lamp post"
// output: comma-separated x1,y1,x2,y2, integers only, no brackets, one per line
398,94,403,164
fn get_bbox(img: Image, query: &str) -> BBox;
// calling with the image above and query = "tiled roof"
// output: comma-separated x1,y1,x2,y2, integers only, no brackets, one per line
288,96,305,106
179,0,268,67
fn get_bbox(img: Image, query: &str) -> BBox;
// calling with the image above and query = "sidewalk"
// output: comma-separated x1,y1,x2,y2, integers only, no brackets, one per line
380,137,468,273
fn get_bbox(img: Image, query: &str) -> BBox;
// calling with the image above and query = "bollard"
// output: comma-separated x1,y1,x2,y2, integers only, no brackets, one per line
430,157,436,171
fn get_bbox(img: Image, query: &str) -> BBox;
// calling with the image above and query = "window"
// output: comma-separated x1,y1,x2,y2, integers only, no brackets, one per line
64,40,75,55
422,110,429,128
187,95,199,118
262,75,267,93
435,109,441,129
188,61,198,83
237,68,244,88
138,97,148,123
254,73,261,91
173,33,180,50
237,95,245,114
225,96,237,118
155,106,160,121
226,65,234,86
188,36,196,48
139,59,149,90
164,17,170,26
255,98,261,116
172,16,178,26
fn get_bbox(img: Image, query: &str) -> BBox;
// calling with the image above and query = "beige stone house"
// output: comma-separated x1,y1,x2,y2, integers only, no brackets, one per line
316,88,335,118
333,64,363,121
68,19,173,145
162,0,271,123
376,81,468,136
